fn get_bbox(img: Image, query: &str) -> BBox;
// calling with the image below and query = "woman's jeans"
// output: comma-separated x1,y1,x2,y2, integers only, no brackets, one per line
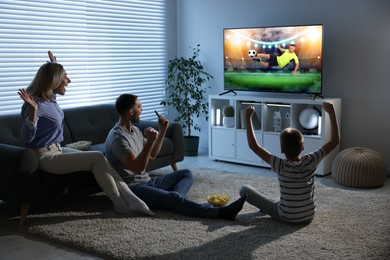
130,169,219,218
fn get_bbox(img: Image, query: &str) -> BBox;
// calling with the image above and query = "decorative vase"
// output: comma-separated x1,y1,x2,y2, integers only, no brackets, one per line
223,116,234,128
184,136,200,156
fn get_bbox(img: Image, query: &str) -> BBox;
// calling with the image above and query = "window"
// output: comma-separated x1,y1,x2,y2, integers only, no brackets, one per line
0,0,167,119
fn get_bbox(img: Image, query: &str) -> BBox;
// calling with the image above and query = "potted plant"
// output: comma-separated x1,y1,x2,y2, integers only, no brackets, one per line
222,105,235,128
161,44,213,156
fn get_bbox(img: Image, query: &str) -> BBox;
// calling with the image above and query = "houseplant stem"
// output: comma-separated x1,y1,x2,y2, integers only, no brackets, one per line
161,44,213,155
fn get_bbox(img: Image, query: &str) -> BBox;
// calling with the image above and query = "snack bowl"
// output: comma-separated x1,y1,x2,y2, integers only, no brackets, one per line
207,194,230,207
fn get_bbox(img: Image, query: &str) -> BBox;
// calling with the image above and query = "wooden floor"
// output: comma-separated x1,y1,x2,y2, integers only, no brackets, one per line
1,149,389,259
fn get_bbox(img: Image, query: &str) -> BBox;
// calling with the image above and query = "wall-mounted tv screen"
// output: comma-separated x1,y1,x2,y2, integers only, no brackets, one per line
223,24,323,94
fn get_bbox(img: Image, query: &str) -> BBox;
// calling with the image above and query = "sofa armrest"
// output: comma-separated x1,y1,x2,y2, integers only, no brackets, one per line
0,143,40,203
165,122,184,163
135,120,184,163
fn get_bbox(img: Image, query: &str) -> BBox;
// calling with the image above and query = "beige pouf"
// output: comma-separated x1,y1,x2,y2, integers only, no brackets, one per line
332,147,387,188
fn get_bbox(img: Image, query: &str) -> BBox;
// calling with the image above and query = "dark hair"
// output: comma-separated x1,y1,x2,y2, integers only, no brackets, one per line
280,128,303,158
289,44,296,47
115,93,138,116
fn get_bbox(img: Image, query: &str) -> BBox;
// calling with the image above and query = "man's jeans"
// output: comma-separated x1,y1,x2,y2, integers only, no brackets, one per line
130,169,219,218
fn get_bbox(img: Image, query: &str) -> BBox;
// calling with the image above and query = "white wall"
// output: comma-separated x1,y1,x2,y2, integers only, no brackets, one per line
167,0,390,168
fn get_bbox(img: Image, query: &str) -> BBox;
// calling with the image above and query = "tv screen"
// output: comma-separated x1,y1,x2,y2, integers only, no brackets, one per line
223,24,323,94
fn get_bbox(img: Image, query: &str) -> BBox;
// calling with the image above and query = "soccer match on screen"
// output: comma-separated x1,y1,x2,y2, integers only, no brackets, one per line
223,25,323,94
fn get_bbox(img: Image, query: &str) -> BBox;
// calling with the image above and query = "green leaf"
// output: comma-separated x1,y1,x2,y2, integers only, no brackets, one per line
160,44,213,137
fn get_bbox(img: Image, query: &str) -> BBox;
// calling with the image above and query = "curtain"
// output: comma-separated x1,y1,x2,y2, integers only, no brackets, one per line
0,0,167,119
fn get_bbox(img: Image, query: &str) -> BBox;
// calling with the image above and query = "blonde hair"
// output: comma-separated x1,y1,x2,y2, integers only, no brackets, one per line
26,62,65,100
280,127,304,158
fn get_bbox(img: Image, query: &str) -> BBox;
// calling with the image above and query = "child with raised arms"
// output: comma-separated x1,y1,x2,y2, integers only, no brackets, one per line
239,102,339,224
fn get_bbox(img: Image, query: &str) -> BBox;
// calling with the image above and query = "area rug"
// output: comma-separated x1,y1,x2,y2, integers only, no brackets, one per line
1,167,389,260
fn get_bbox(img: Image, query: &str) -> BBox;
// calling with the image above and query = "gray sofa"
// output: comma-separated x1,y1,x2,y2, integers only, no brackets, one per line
0,104,184,225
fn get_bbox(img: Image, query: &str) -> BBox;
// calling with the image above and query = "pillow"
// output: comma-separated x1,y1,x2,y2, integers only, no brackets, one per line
65,140,92,151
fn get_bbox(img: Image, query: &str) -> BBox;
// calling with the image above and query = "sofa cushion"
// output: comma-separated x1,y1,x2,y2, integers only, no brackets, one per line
89,143,106,153
63,104,118,145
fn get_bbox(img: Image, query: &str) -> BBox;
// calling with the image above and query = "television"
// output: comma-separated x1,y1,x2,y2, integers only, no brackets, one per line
223,24,323,95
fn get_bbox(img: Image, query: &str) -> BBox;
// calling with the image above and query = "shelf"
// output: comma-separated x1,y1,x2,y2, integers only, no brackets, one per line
209,94,342,175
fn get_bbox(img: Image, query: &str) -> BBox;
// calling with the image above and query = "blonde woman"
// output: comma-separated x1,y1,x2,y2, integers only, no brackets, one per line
18,51,154,216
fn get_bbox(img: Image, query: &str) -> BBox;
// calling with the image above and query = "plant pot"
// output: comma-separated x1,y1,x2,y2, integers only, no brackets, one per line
223,116,234,128
184,136,200,156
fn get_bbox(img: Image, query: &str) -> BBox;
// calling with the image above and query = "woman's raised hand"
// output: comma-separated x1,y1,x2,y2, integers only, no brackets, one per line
48,50,57,62
18,88,38,111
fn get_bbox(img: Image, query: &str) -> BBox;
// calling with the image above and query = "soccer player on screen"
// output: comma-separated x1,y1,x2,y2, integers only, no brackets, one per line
255,44,299,76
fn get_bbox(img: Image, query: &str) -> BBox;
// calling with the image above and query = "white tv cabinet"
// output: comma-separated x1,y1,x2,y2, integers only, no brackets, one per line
208,95,341,175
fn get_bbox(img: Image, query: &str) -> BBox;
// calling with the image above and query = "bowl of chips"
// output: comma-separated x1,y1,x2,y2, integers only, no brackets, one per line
207,194,230,207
